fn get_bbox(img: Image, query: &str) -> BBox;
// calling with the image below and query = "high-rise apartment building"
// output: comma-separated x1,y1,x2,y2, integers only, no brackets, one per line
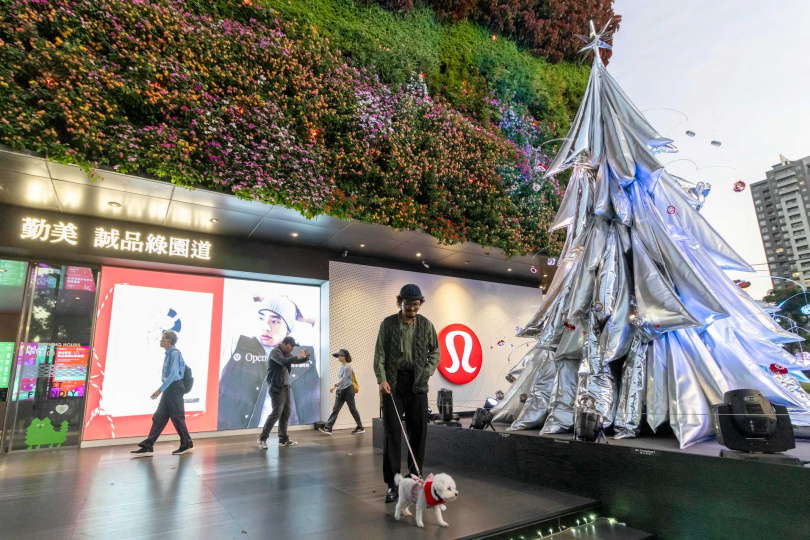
750,154,810,289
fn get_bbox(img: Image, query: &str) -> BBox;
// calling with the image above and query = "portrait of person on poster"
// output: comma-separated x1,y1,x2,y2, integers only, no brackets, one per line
217,280,321,430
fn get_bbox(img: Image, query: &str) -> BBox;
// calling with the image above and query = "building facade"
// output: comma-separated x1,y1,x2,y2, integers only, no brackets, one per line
751,154,810,289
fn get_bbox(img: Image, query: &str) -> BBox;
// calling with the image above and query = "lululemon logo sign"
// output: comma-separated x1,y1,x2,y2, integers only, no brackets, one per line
438,324,482,385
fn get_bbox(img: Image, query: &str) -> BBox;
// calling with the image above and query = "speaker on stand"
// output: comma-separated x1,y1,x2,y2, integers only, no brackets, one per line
433,388,461,427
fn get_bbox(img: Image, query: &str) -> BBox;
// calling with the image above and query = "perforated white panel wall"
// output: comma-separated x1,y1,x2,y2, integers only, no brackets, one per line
327,261,542,429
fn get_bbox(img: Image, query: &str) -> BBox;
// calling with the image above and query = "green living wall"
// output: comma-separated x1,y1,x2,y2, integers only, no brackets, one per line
0,0,613,256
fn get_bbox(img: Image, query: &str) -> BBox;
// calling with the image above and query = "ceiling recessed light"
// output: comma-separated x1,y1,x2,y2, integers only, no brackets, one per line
290,232,299,237
416,253,422,257
108,201,122,208
464,260,470,264
74,296,81,300
507,268,512,272
360,244,365,248
543,274,548,277
210,218,220,223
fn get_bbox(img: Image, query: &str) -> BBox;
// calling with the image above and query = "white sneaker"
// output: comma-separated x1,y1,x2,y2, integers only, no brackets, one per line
257,439,268,449
318,427,333,435
279,440,298,447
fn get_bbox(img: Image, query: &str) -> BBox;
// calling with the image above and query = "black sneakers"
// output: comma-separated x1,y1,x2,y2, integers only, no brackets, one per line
351,427,365,435
130,447,153,457
172,443,194,455
385,487,399,503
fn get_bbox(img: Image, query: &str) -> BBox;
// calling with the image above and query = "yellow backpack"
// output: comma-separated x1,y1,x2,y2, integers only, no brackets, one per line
352,371,359,393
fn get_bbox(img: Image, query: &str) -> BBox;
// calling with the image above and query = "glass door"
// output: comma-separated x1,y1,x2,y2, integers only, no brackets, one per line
1,263,98,452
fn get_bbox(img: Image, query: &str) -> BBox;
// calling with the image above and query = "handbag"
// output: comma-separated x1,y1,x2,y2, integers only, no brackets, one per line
351,371,359,393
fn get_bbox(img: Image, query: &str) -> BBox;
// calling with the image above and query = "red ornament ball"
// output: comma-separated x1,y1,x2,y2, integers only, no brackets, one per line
733,180,746,193
769,363,788,375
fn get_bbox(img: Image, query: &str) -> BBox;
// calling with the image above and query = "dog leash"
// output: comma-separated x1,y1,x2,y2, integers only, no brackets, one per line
387,392,422,479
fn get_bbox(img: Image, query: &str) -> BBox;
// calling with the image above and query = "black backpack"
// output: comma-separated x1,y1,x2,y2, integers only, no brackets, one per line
182,364,194,394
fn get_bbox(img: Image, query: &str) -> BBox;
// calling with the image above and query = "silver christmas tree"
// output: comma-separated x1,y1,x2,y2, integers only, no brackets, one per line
491,21,810,447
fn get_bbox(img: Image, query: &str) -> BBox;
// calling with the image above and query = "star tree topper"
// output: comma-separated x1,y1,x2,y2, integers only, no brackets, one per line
576,19,614,63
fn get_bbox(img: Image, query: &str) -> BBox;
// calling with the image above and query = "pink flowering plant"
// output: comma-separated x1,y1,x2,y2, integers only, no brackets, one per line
0,0,567,256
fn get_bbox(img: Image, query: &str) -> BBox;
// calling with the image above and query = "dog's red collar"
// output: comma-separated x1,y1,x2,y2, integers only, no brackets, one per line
424,475,445,508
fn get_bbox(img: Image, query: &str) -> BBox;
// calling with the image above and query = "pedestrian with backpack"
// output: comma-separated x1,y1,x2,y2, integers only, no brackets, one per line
319,349,364,435
131,330,194,457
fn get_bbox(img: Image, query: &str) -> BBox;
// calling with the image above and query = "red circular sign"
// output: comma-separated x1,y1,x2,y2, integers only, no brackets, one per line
438,324,483,385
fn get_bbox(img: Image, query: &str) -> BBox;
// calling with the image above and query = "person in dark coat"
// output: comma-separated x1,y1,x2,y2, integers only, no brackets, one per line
258,336,310,448
374,284,440,503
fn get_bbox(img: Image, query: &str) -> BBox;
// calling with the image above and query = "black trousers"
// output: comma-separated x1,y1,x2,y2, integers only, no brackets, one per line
260,386,291,442
140,381,192,449
325,387,363,430
381,370,428,486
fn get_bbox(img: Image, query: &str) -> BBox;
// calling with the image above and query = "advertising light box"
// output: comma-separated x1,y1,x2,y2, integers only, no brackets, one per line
83,267,321,441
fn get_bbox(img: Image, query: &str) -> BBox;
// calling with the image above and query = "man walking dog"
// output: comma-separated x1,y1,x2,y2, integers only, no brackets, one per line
374,284,440,503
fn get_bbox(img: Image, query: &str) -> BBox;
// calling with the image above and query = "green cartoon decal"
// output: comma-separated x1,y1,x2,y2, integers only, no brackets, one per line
25,418,69,449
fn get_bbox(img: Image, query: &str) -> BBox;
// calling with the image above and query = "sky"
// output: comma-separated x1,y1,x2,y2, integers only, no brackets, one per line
607,0,810,299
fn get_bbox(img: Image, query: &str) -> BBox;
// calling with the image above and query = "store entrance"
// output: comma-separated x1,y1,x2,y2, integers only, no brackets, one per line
0,261,98,453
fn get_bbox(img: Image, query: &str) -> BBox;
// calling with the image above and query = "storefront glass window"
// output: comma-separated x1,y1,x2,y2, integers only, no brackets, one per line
2,264,97,451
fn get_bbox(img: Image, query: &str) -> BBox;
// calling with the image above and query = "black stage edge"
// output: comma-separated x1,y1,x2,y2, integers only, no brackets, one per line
373,417,810,540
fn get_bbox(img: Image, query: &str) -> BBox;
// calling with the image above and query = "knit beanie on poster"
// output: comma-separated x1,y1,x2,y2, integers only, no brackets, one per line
258,295,297,332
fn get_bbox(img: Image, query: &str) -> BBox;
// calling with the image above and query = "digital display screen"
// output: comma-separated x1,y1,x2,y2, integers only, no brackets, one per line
0,341,13,390
15,342,52,400
83,267,321,441
0,260,27,287
50,345,89,398
64,267,96,292
217,278,321,430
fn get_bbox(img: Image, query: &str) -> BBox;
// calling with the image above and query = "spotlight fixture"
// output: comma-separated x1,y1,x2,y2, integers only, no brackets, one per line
209,218,220,223
342,250,348,258
360,244,365,248
710,140,722,147
422,261,430,269
712,389,796,458
290,232,299,237
685,130,696,137
416,252,422,257
107,201,122,208
464,260,470,264
74,296,81,301
507,268,512,272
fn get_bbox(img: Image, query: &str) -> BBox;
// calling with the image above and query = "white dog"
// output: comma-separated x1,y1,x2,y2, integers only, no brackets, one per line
394,472,458,528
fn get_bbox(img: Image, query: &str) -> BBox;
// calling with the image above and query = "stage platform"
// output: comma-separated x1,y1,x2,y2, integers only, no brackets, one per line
0,429,618,540
373,417,810,540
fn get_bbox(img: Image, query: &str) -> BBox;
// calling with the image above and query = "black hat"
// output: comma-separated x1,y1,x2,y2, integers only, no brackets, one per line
399,284,424,301
281,336,299,347
332,349,349,358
